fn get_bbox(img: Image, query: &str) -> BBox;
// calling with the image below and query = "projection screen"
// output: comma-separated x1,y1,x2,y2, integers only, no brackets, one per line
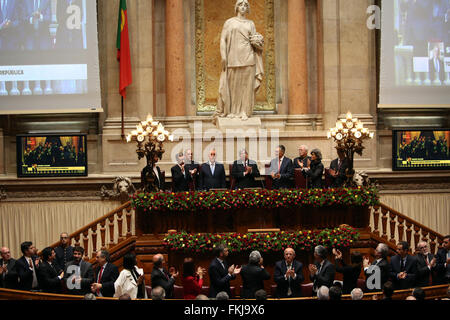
379,0,450,108
0,0,102,114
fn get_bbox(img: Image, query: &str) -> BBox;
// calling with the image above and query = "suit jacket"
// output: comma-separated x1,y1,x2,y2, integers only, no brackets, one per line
303,160,324,189
0,258,18,289
208,258,235,298
329,158,348,188
435,248,450,284
365,258,390,291
269,157,294,189
231,159,261,189
37,261,62,293
54,245,74,273
184,161,200,190
273,260,304,298
15,256,40,291
335,259,361,294
389,255,417,290
293,156,311,169
151,267,175,299
429,57,445,82
171,164,192,192
141,165,165,191
415,253,436,287
310,259,335,292
240,264,270,299
94,263,119,297
63,259,94,295
200,162,226,190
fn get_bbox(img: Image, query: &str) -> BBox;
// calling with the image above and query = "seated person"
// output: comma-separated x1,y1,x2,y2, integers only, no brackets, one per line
329,149,348,188
231,149,260,189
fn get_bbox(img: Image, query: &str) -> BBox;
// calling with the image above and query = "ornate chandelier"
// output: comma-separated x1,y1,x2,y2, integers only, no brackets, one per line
126,114,173,192
327,112,374,186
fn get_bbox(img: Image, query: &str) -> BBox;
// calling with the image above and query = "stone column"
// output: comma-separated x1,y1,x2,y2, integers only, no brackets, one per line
165,0,186,117
288,0,308,115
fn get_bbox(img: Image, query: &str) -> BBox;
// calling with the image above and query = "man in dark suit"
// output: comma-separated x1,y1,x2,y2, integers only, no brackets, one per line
208,244,241,298
389,241,417,290
309,245,335,295
363,243,391,291
293,145,311,169
429,45,445,83
0,0,22,50
171,152,192,192
435,235,450,284
415,241,437,287
55,0,84,49
15,241,41,291
0,246,18,289
329,149,348,188
273,248,304,298
231,149,260,189
268,145,294,189
151,253,178,299
37,247,63,293
23,0,52,50
90,250,119,297
54,232,74,272
141,155,165,192
200,149,226,190
184,149,200,190
240,250,270,299
63,246,94,295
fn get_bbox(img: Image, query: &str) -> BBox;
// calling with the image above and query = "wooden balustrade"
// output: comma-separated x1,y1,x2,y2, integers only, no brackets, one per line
370,203,445,254
47,201,135,260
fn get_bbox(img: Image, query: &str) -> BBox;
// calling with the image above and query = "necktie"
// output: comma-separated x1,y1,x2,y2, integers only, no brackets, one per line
278,159,281,172
97,266,103,295
287,264,292,296
400,258,405,272
210,163,215,175
425,255,433,285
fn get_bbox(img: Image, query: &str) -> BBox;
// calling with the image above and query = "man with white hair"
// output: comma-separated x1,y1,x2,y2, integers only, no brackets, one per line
240,250,270,299
274,248,304,298
294,145,311,169
415,241,437,287
363,243,391,291
200,149,226,190
351,288,364,300
317,286,329,300
0,247,18,289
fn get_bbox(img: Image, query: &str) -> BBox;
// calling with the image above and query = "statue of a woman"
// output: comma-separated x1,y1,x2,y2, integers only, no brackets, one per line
214,0,264,122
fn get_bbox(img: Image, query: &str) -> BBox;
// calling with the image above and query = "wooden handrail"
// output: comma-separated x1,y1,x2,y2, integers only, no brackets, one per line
371,203,445,254
46,201,134,260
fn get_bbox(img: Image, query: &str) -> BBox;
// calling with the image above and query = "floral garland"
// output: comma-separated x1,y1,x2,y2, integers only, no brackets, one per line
132,187,379,213
163,225,359,254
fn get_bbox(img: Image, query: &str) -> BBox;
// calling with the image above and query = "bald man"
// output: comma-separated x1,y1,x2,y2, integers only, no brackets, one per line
273,248,304,298
0,247,18,289
150,254,178,299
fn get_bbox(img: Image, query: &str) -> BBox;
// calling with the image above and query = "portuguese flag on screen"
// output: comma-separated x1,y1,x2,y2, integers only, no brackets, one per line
117,0,132,98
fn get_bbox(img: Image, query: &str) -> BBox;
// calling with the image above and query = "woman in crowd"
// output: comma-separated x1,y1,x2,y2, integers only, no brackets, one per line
114,253,147,299
302,148,324,189
333,249,363,294
182,257,206,299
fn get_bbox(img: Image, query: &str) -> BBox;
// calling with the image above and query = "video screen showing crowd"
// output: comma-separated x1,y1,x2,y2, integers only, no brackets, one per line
0,0,86,52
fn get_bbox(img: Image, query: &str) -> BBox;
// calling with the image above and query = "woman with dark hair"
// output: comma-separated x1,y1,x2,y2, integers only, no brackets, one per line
37,247,64,293
332,249,363,294
182,257,206,299
302,149,324,189
114,253,147,299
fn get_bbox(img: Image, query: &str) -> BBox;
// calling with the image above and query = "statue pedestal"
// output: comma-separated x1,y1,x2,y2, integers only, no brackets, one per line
216,117,262,131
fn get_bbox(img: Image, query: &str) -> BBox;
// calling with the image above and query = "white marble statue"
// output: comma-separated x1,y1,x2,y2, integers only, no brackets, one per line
214,0,264,122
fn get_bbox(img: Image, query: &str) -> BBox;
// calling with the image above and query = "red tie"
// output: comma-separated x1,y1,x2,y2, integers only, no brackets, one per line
97,266,103,295
278,159,281,172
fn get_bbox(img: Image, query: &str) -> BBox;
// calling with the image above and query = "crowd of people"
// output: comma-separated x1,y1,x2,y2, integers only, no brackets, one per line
166,145,349,192
398,136,449,161
1,233,449,300
23,141,85,167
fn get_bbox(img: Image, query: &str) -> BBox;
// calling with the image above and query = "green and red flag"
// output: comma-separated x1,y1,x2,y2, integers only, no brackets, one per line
117,0,132,98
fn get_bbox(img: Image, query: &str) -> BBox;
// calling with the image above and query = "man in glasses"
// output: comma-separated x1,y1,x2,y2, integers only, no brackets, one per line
200,149,226,191
0,247,18,289
54,232,74,272
415,241,437,287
